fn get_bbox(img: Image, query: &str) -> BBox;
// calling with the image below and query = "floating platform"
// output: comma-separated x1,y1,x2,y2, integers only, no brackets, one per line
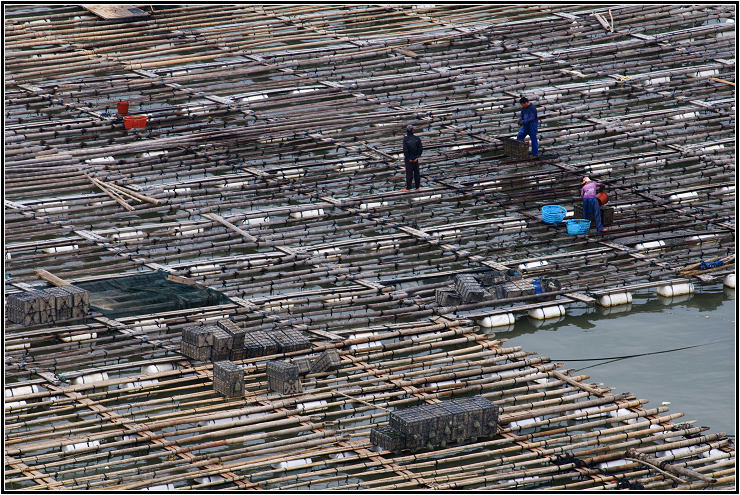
3,3,735,491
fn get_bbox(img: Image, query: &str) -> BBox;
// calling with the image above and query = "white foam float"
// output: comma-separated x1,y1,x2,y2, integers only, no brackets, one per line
330,451,358,460
359,201,389,210
656,282,694,298
370,240,399,251
693,69,718,78
687,234,718,245
644,76,670,85
164,187,191,195
5,400,27,409
508,417,541,431
670,111,698,120
215,180,249,189
528,305,565,320
141,363,175,375
597,292,632,307
574,406,610,419
723,274,735,289
241,94,268,102
314,247,341,259
478,313,515,328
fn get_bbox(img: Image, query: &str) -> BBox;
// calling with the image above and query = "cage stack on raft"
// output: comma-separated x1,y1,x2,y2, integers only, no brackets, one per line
6,285,88,325
212,360,244,398
3,2,736,491
371,396,499,452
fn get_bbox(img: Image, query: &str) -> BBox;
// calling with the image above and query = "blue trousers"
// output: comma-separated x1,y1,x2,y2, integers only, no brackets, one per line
583,196,604,231
517,124,538,156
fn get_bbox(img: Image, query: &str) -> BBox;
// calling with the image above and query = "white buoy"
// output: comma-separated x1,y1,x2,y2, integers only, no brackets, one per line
6,342,30,351
349,332,376,351
412,194,442,201
112,230,145,241
189,263,221,275
528,305,566,320
62,440,100,453
656,445,700,459
60,332,97,342
478,313,515,328
71,372,109,386
597,292,632,307
508,417,541,432
290,208,325,219
330,451,358,460
574,406,609,419
5,400,27,409
723,274,735,289
656,282,694,298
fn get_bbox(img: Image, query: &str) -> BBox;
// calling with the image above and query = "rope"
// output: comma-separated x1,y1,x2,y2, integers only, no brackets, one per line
547,338,734,372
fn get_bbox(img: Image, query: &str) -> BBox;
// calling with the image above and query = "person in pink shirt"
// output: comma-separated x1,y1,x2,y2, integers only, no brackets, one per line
581,177,605,232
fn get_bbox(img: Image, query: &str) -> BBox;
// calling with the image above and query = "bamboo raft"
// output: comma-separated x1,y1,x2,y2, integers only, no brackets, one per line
4,4,735,490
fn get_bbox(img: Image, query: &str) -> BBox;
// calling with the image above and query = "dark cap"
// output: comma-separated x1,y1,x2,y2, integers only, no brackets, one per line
519,97,529,104
406,124,414,132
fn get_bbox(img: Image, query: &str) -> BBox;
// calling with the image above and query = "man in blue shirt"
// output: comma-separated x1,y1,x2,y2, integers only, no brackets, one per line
516,96,538,157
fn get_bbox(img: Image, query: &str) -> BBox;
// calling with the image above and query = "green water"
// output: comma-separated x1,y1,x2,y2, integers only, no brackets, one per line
500,284,736,436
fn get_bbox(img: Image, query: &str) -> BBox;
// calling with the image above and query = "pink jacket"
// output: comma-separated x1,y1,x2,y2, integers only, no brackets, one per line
581,182,598,198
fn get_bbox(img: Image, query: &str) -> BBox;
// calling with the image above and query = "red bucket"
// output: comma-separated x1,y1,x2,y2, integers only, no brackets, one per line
117,101,129,114
123,115,147,130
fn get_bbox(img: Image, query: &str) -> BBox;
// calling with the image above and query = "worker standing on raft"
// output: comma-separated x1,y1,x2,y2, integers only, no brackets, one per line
402,124,423,191
516,96,538,158
581,176,605,232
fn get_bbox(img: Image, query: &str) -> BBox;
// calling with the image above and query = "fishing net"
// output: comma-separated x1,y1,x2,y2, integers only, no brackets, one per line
74,270,232,318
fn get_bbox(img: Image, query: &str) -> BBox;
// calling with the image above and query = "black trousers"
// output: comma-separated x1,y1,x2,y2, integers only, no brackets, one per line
405,159,420,189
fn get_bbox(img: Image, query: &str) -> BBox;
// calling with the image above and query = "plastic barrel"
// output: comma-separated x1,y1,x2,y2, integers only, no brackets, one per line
117,101,129,114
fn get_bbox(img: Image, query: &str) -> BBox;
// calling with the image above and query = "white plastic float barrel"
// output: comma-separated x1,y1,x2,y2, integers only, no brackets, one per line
508,417,541,432
478,313,515,328
6,342,30,351
290,208,325,219
195,475,224,484
242,216,269,226
61,332,97,343
6,384,43,398
43,244,78,254
724,274,735,289
330,451,358,460
609,408,639,424
62,440,101,453
349,332,375,350
597,292,632,307
412,194,441,202
528,305,566,320
668,191,699,203
272,458,311,470
656,282,694,298
141,363,175,375
71,372,109,386
143,484,175,490
634,240,665,252
296,400,328,412
518,260,548,273
359,201,388,210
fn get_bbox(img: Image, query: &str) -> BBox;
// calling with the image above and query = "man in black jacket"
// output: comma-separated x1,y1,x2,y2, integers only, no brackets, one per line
402,124,423,191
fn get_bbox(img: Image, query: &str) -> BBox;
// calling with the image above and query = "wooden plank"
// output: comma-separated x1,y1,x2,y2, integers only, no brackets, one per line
564,292,596,304
201,212,258,242
81,4,150,20
34,269,71,286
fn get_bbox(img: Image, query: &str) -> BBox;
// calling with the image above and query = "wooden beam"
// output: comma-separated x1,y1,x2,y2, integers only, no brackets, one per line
81,4,150,20
34,269,71,286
